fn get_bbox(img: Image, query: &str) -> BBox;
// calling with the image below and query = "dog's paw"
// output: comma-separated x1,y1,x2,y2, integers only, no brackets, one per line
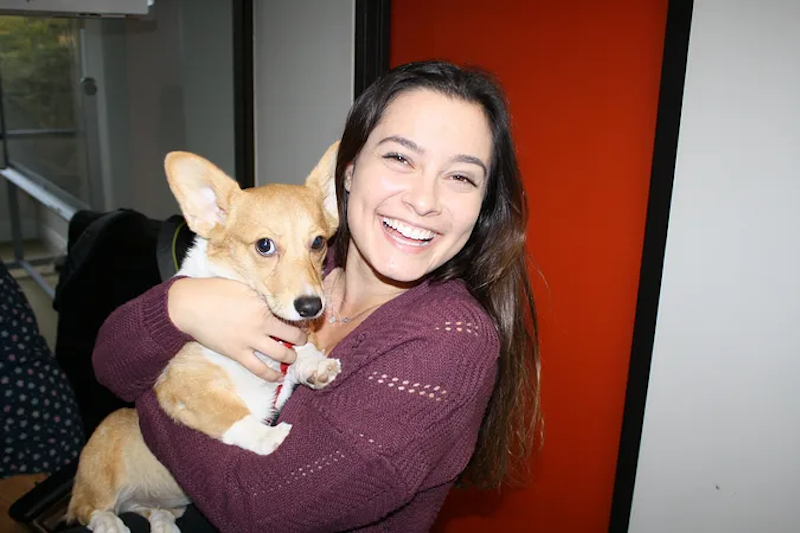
88,511,131,533
292,343,342,389
305,358,342,389
150,523,180,533
147,509,181,533
223,416,292,456
248,422,293,455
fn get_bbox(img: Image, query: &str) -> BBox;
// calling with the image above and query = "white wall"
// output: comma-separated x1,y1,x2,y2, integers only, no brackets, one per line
179,0,235,178
87,0,235,221
93,0,355,215
253,0,354,186
629,1,800,532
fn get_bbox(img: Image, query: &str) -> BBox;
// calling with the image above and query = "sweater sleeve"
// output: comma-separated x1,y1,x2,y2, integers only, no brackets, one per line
136,293,499,533
92,277,192,402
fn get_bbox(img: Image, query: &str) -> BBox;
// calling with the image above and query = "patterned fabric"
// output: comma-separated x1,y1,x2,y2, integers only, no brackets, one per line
0,260,84,478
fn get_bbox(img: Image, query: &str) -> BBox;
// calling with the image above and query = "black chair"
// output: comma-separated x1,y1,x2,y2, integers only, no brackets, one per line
8,209,195,532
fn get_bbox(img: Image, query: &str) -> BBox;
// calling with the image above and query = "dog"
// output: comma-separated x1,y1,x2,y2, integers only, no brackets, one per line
66,142,342,533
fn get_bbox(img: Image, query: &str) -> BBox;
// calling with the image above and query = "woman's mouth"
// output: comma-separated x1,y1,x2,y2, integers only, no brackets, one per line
382,217,436,247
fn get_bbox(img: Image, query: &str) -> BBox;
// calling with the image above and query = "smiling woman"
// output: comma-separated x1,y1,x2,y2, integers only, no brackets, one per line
330,61,540,490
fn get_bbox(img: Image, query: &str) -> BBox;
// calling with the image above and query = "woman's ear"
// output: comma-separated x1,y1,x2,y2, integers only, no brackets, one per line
344,164,354,193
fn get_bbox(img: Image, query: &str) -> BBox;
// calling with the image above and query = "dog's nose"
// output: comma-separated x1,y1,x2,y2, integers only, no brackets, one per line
294,296,323,318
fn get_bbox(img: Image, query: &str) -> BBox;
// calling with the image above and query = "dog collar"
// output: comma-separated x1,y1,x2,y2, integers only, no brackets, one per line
271,337,293,376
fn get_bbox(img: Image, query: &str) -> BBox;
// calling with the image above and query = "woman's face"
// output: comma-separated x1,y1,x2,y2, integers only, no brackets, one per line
344,88,492,284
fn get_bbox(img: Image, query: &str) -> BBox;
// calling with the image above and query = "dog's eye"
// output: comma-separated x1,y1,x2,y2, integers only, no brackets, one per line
311,236,325,251
255,238,276,256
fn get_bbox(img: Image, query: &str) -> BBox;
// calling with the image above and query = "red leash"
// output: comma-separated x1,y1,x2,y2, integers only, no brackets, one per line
271,338,293,408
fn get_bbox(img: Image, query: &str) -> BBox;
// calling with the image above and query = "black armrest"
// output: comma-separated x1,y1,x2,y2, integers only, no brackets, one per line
8,461,78,526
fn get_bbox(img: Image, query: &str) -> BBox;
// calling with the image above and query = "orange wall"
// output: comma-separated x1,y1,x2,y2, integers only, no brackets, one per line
390,1,668,531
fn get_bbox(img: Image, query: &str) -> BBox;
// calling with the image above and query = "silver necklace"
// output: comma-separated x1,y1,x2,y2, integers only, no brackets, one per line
327,303,381,325
326,268,380,325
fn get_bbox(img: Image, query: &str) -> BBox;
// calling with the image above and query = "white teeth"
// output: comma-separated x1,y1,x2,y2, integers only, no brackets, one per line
382,217,436,241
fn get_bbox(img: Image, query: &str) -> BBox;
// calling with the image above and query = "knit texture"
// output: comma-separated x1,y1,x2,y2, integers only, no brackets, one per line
92,276,499,532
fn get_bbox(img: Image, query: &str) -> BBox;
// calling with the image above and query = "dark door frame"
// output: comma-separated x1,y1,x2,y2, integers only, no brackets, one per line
354,0,391,99
232,0,254,188
608,1,694,531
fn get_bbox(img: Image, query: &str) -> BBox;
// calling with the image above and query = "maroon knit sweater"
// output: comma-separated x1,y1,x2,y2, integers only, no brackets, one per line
91,276,499,532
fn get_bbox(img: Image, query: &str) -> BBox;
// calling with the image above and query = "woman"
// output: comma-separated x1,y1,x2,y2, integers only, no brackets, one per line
86,60,540,532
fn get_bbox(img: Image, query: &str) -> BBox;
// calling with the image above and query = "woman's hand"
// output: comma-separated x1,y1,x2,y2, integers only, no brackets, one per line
167,277,306,381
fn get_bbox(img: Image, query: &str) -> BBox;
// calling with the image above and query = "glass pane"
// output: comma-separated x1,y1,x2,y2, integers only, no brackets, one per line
0,16,90,204
80,1,236,221
0,1,237,221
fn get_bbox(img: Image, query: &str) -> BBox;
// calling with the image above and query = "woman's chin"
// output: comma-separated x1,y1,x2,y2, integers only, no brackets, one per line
371,259,437,287
349,240,440,287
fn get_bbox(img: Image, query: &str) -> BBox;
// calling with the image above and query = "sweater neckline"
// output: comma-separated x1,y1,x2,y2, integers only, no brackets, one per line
322,271,435,365
320,247,467,364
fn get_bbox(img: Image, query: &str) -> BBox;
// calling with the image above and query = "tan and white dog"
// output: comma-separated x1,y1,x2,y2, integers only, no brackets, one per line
66,142,342,533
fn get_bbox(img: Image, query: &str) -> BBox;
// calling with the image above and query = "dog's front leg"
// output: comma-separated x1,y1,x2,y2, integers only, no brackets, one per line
288,342,342,390
273,343,341,412
155,344,292,455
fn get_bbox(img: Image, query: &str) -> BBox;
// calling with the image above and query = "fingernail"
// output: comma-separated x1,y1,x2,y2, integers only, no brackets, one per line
265,371,282,383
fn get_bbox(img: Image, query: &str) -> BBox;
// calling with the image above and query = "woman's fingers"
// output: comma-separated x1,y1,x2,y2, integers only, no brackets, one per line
236,350,284,382
167,276,310,379
262,318,307,353
251,336,297,366
235,337,298,381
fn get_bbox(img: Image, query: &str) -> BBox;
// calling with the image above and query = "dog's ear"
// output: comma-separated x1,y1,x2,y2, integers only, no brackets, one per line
304,141,340,235
164,151,242,238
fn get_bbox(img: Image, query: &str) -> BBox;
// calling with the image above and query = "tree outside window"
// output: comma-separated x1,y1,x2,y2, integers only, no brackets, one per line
0,16,88,203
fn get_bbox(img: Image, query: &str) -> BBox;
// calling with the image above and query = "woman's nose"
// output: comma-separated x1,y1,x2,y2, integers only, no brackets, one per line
402,176,441,216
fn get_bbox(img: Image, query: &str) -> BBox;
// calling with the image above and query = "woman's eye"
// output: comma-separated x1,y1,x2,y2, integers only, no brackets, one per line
255,238,276,256
451,174,477,187
383,152,410,165
311,235,326,251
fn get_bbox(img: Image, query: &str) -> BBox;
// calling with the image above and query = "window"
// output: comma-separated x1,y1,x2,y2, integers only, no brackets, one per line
0,16,90,205
0,1,237,300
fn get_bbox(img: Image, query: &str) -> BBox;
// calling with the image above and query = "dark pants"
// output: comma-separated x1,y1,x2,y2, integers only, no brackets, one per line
59,505,218,532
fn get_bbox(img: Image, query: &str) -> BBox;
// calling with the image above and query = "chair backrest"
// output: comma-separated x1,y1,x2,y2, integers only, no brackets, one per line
53,209,195,435
8,208,197,528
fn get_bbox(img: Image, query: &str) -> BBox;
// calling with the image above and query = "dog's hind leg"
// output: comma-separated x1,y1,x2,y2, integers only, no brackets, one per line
137,507,185,533
155,346,251,438
155,345,292,455
69,409,190,532
67,409,135,528
68,484,123,530
86,511,131,533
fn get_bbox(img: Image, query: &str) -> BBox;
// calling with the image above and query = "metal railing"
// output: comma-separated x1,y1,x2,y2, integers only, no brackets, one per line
4,128,79,139
0,46,90,299
2,164,89,299
1,127,88,300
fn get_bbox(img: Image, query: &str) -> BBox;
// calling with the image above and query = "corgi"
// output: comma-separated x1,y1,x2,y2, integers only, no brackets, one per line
66,142,342,533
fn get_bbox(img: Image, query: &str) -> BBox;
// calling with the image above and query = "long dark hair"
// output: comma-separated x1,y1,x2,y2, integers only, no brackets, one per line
334,60,541,489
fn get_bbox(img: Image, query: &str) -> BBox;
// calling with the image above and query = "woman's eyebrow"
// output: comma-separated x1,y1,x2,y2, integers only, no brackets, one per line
378,135,424,153
451,154,488,177
379,135,488,177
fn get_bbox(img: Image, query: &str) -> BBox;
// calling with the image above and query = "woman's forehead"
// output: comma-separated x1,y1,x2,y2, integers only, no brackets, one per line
369,89,493,163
